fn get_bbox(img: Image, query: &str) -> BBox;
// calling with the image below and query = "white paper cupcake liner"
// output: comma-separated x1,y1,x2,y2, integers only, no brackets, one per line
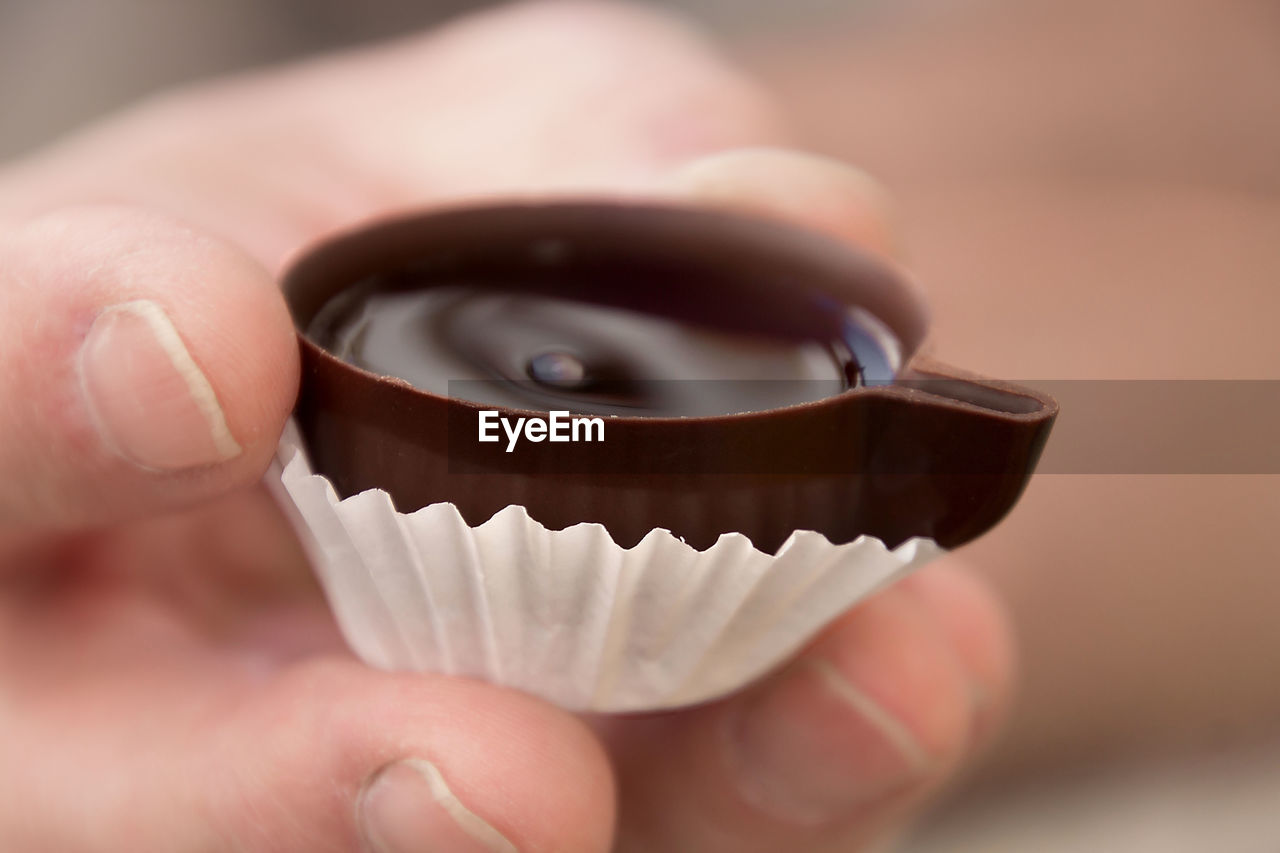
267,422,944,712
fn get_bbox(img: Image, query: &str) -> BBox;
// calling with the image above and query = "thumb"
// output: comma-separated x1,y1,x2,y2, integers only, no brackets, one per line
0,205,298,528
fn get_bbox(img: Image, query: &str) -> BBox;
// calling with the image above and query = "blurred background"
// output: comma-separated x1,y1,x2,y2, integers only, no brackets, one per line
4,0,1279,850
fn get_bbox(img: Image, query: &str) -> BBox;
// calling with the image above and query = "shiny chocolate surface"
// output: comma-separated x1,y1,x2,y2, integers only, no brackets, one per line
310,272,900,416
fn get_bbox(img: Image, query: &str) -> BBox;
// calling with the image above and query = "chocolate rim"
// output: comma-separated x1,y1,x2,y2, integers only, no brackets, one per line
284,201,1058,553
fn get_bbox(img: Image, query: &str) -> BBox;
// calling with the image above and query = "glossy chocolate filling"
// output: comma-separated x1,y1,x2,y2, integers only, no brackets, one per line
309,270,902,417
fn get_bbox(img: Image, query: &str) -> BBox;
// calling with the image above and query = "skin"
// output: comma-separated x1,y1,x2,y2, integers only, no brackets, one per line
0,3,1013,850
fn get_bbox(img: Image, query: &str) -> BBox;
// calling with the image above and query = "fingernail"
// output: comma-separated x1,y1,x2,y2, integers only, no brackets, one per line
79,299,241,471
358,759,518,853
723,659,936,826
672,147,890,204
668,147,899,258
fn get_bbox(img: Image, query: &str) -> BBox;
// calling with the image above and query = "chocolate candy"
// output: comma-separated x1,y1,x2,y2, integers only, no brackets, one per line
284,202,1057,552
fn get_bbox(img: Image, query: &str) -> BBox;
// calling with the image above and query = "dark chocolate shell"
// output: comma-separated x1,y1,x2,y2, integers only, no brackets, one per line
284,202,1056,553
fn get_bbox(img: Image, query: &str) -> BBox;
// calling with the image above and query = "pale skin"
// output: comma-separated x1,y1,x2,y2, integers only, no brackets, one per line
0,3,1011,851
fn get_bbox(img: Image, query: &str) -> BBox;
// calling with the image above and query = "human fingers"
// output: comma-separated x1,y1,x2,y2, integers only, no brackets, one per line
607,564,1011,852
0,645,614,852
0,204,297,530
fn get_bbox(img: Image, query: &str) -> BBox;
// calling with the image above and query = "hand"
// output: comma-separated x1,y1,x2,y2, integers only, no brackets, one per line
0,3,1011,851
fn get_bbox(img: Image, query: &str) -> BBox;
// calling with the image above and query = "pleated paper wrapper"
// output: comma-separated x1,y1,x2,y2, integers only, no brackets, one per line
269,424,944,712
